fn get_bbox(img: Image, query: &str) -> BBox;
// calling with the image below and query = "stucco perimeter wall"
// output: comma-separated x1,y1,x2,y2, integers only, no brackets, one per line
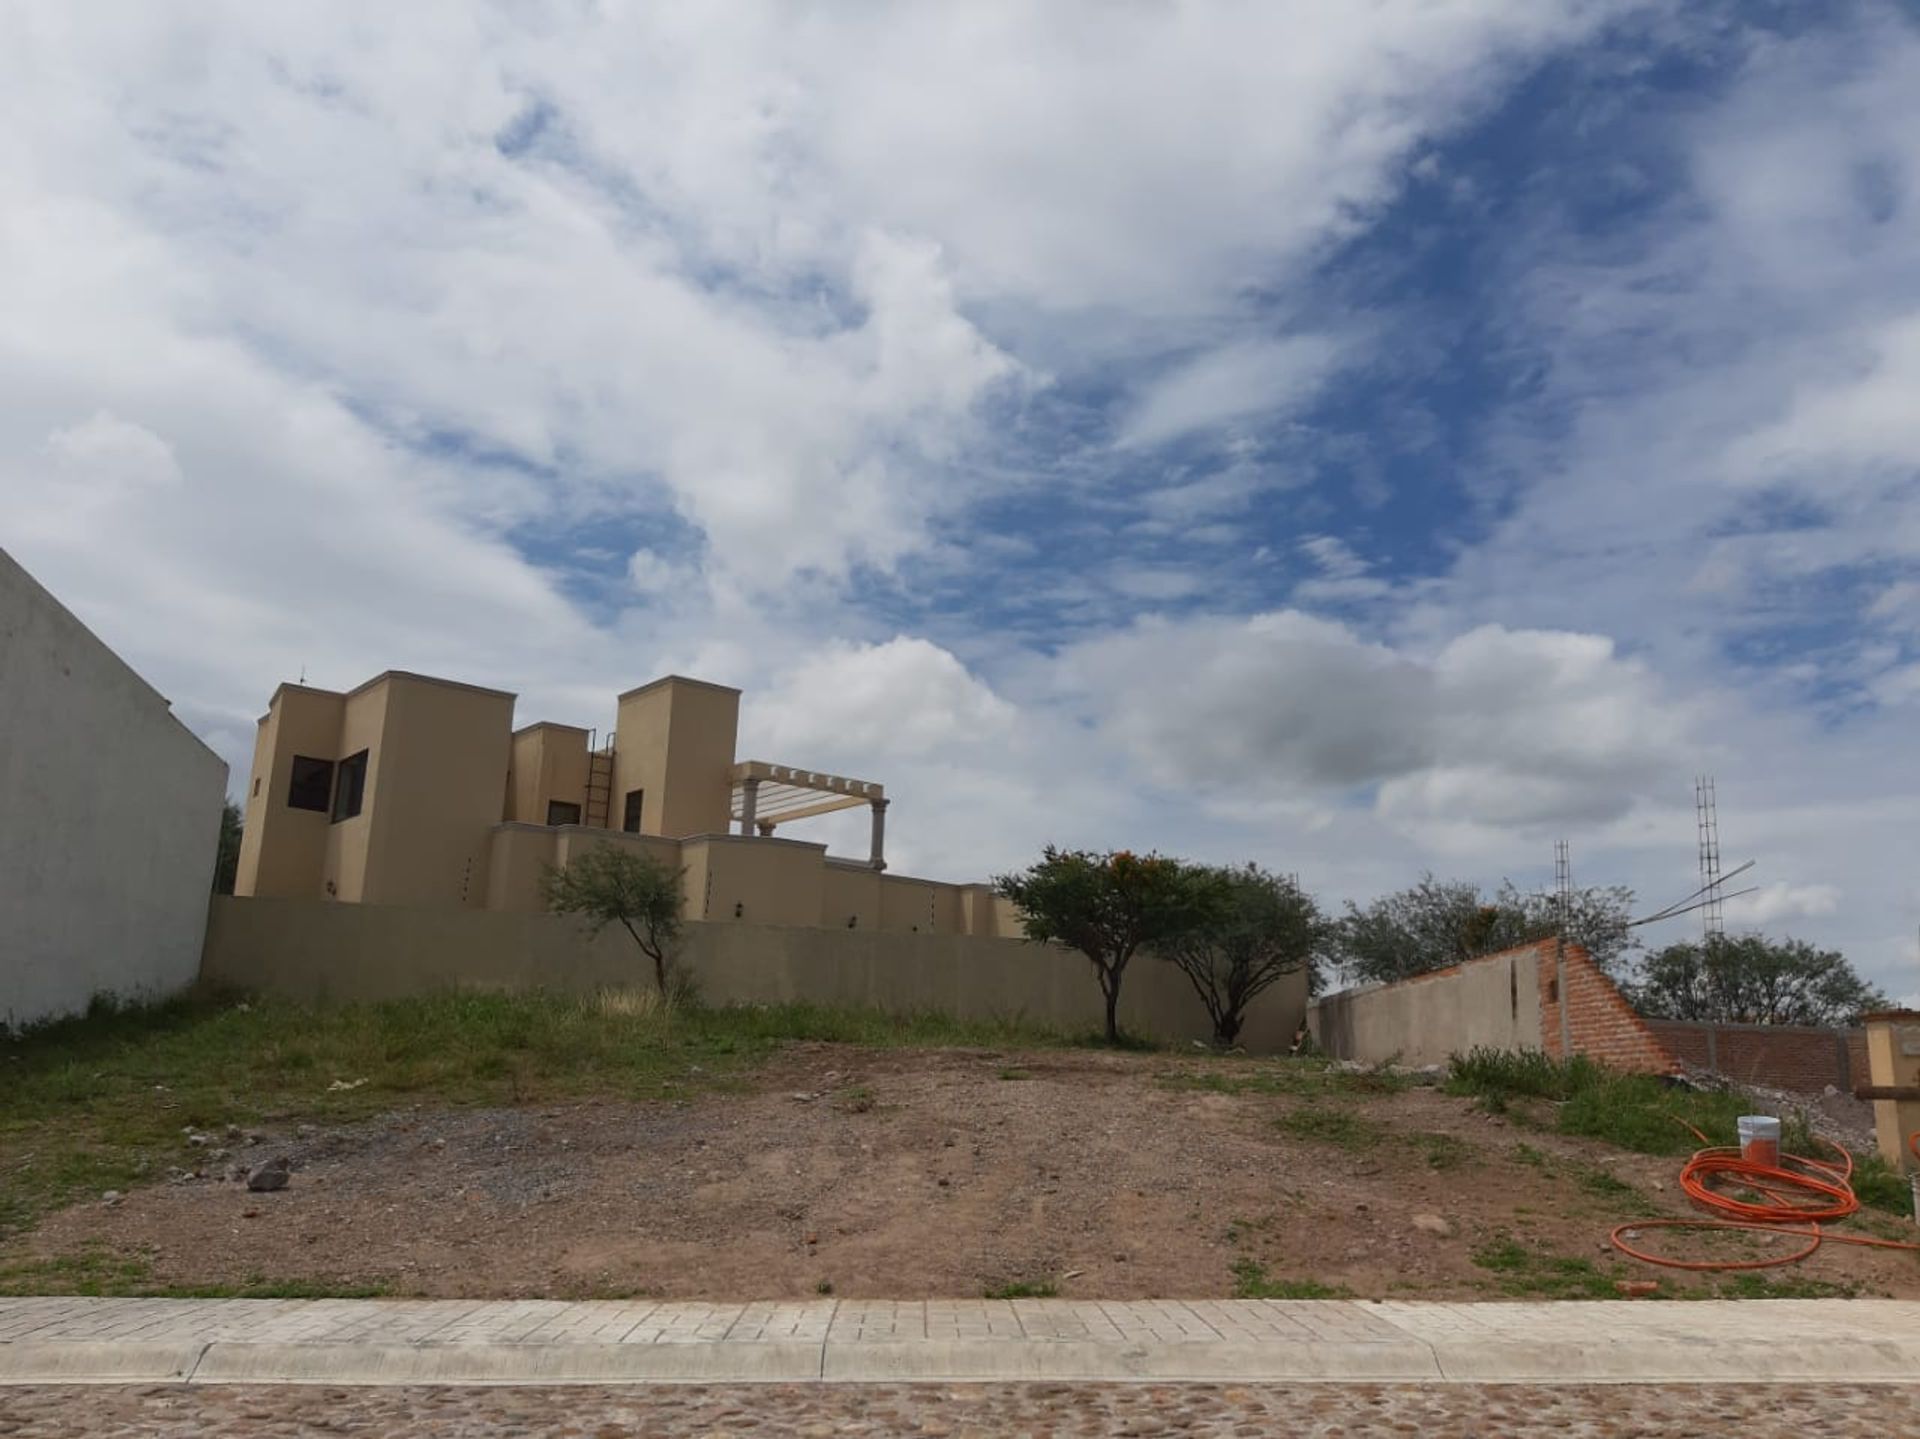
1308,946,1545,1069
199,897,1308,1052
1,548,228,1029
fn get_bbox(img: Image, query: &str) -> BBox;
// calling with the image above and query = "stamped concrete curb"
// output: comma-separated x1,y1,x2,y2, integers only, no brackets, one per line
5,1298,1920,1387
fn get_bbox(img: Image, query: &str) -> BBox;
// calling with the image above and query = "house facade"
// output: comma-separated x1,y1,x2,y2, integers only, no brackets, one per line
233,670,1019,937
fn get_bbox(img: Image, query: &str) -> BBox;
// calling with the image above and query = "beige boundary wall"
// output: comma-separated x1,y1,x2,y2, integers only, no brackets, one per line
1309,945,1544,1069
1309,940,1679,1075
200,897,1308,1053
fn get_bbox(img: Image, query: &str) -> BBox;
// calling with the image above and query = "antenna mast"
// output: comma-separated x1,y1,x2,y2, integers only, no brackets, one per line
1695,776,1724,942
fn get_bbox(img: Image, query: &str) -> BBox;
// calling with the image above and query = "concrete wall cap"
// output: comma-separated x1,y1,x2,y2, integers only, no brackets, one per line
343,670,517,704
615,674,743,702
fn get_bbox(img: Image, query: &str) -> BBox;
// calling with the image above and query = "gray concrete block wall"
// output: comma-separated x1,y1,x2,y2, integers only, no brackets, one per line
1,548,228,1029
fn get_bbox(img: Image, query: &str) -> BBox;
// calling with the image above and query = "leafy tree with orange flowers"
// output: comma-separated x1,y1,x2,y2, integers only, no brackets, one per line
994,847,1227,1044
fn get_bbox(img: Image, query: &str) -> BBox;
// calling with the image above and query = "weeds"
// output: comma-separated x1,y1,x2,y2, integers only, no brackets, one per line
0,1246,389,1300
1573,1165,1640,1201
1416,1133,1474,1171
1230,1259,1351,1300
1275,1106,1384,1149
1471,1236,1623,1299
0,990,1107,1243
1162,1061,1409,1100
1853,1153,1915,1217
984,1279,1058,1299
1448,1048,1803,1159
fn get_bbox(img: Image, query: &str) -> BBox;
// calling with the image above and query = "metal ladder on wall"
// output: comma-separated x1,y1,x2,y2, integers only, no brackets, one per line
584,731,615,828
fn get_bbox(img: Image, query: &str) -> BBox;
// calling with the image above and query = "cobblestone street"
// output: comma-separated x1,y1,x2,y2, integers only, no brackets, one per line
4,1382,1917,1437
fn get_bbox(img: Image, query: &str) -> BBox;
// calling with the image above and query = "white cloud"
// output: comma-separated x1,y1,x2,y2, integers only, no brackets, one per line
7,2,1920,1003
746,638,1017,762
1061,614,1692,830
1118,335,1344,449
1724,882,1842,927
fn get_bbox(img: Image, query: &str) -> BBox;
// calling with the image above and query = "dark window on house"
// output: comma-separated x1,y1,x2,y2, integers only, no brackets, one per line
546,800,582,827
622,789,644,833
331,749,369,823
287,756,334,812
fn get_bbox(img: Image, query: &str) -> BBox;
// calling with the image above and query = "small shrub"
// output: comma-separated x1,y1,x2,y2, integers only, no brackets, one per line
1447,1047,1604,1101
984,1279,1058,1299
1853,1153,1914,1217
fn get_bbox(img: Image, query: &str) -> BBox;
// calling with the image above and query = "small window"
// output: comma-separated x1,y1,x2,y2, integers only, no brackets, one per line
546,800,582,826
622,789,644,833
287,756,333,812
331,749,369,822
252,777,261,798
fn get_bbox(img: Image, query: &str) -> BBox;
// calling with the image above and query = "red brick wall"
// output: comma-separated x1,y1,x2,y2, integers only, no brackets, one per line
1536,940,1679,1075
1642,1019,1864,1093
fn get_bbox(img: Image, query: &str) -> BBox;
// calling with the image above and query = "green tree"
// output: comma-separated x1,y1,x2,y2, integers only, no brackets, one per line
1329,873,1636,986
541,845,686,996
1632,934,1888,1027
211,800,243,895
1162,865,1325,1047
994,847,1226,1044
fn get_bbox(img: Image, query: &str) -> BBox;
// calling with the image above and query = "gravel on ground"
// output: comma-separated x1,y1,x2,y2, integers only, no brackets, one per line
3,1382,1917,1438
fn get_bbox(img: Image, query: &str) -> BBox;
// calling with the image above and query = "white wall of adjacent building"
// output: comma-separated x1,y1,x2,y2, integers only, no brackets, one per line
1,547,227,1029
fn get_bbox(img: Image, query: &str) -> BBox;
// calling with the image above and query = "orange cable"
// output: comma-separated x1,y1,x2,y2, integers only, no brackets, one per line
1609,1128,1920,1274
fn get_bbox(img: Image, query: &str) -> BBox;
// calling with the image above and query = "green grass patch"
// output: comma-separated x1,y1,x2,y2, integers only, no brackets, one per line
1512,1142,1548,1167
1572,1164,1641,1201
1470,1235,1623,1299
1163,1059,1409,1100
0,1246,389,1300
1449,1047,1793,1158
1275,1106,1386,1149
1230,1259,1351,1300
1415,1133,1474,1170
0,989,1106,1244
1853,1153,1915,1218
1708,1272,1860,1300
984,1279,1058,1299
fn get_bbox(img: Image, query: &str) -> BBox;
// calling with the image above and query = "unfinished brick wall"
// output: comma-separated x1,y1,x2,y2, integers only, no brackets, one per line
1536,940,1679,1075
1643,1019,1865,1093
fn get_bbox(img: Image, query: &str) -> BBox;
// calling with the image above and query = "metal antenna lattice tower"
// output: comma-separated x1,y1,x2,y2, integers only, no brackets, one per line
1695,776,1724,941
1554,840,1572,932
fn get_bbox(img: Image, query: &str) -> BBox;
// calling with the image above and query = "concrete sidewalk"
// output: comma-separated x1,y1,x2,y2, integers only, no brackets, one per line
3,1297,1918,1386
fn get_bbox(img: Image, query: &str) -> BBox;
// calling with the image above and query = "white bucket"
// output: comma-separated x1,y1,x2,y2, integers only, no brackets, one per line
1738,1114,1782,1167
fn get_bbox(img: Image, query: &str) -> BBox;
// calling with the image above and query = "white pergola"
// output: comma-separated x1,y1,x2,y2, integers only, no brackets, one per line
729,760,889,869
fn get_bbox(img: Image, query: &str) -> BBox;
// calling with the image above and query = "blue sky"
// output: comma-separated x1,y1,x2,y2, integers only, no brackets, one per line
2,1,1917,997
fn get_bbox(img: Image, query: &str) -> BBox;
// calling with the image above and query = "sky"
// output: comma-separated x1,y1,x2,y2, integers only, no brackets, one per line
3,2,1917,1000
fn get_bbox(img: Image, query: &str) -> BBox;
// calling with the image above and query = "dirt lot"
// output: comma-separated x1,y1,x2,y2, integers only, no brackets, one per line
10,1046,1919,1301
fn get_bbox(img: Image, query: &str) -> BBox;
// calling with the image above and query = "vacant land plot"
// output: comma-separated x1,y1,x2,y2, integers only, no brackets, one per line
3,995,1916,1302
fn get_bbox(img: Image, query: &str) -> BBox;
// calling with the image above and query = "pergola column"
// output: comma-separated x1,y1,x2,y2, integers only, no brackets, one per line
738,777,760,836
869,797,889,871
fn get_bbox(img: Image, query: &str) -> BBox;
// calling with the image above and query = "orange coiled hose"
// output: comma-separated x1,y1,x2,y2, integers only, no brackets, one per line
1609,1127,1920,1273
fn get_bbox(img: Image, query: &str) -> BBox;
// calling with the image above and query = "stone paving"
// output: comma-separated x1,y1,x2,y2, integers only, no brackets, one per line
2,1381,1918,1437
